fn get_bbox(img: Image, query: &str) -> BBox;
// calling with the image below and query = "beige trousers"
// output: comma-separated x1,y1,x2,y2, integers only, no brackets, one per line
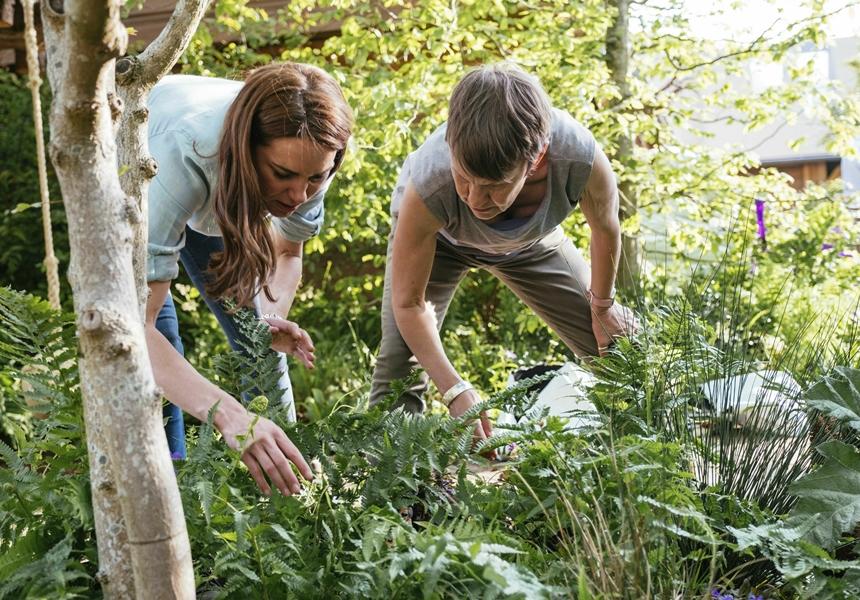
369,224,599,413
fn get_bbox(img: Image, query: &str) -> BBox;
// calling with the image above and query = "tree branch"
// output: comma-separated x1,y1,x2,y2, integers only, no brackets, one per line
117,0,211,87
662,3,859,74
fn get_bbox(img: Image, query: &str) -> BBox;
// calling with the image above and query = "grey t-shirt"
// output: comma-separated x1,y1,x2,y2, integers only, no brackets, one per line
146,75,330,282
391,108,596,255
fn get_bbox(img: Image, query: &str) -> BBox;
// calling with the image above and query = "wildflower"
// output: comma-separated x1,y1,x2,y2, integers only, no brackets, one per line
754,198,767,249
822,242,834,250
170,451,184,461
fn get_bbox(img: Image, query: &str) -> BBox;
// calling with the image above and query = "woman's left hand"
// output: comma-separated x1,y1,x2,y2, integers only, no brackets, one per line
262,316,316,368
591,303,639,356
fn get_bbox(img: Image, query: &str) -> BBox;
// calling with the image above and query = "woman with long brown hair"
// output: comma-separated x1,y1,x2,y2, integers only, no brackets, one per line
145,62,353,496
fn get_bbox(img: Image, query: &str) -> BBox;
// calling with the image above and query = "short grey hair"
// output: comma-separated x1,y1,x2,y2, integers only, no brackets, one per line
445,63,552,181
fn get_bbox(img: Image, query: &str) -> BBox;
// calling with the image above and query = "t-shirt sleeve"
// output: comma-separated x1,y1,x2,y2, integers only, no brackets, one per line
560,114,597,208
404,127,457,228
147,131,209,282
271,183,327,242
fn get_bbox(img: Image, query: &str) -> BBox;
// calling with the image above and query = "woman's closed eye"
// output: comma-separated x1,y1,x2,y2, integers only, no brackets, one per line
276,170,326,183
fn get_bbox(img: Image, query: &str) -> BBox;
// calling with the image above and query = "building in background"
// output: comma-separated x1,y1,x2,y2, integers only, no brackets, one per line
674,35,860,192
0,0,337,71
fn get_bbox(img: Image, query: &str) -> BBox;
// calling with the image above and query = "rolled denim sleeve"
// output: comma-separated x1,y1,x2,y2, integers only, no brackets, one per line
272,185,327,242
147,131,209,282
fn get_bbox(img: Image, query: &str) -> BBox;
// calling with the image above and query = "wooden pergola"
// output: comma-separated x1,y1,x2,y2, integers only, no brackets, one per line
1,1,338,73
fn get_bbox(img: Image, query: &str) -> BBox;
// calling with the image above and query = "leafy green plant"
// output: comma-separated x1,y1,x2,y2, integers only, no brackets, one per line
2,285,860,598
0,288,94,599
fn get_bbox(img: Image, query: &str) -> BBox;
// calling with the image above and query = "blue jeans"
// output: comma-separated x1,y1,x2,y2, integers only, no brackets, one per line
155,227,294,459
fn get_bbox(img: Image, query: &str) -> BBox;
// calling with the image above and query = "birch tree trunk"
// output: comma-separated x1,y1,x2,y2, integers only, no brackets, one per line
115,0,211,314
40,0,205,597
605,0,640,295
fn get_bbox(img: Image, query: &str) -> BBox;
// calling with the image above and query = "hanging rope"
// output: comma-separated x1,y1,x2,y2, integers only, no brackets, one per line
23,0,61,310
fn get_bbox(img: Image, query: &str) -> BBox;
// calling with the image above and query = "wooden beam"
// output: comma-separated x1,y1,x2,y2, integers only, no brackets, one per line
1,0,14,29
125,0,341,45
0,28,24,49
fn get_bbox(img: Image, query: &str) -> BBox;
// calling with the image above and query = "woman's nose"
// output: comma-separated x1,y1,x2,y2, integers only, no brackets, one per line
285,182,309,204
468,187,489,207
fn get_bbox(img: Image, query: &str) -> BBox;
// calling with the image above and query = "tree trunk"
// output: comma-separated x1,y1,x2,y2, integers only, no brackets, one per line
115,0,211,314
40,1,196,597
605,0,640,295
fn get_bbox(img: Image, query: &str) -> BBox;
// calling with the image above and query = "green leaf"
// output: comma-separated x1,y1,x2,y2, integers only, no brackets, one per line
10,202,38,214
789,440,860,549
196,479,214,526
805,367,860,431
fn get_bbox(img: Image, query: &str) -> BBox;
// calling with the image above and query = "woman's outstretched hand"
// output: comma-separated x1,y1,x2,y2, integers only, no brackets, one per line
215,403,313,497
448,388,495,459
263,316,316,368
591,302,639,356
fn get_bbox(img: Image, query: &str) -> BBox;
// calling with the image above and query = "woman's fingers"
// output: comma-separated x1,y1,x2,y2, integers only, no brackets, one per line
250,443,291,496
274,430,314,481
241,452,272,496
266,319,316,368
480,412,493,438
452,393,496,457
235,417,313,496
294,345,315,369
298,328,315,353
262,441,302,495
476,413,497,460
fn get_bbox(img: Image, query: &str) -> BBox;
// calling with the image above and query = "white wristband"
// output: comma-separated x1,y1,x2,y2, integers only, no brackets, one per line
442,380,474,407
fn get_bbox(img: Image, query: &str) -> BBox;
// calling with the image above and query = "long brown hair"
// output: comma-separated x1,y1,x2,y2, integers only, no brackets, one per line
207,62,353,307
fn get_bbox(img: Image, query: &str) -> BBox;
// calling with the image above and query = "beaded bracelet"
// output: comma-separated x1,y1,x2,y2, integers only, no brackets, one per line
260,313,285,321
587,288,615,309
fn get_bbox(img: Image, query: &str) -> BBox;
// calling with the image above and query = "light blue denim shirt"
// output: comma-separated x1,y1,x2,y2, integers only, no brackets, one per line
146,75,329,282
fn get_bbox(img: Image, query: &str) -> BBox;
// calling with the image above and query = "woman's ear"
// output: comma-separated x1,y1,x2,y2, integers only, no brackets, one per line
527,144,549,177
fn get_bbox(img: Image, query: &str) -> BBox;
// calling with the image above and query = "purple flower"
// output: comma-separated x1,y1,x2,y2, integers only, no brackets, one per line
755,198,766,242
748,595,763,600
839,251,853,258
822,243,834,250
171,451,184,461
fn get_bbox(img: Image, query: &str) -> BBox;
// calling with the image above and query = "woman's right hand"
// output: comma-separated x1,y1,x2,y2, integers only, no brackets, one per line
215,403,313,497
448,389,494,457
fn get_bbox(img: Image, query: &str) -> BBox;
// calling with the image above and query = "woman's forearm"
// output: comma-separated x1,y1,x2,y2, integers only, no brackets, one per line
259,253,302,318
145,323,245,427
260,233,303,318
589,224,621,300
394,302,462,393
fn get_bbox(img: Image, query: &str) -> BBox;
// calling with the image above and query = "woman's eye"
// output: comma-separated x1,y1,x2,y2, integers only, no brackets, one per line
310,176,324,183
276,172,294,180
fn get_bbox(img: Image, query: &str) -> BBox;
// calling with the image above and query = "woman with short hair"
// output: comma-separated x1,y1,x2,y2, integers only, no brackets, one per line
370,63,637,440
